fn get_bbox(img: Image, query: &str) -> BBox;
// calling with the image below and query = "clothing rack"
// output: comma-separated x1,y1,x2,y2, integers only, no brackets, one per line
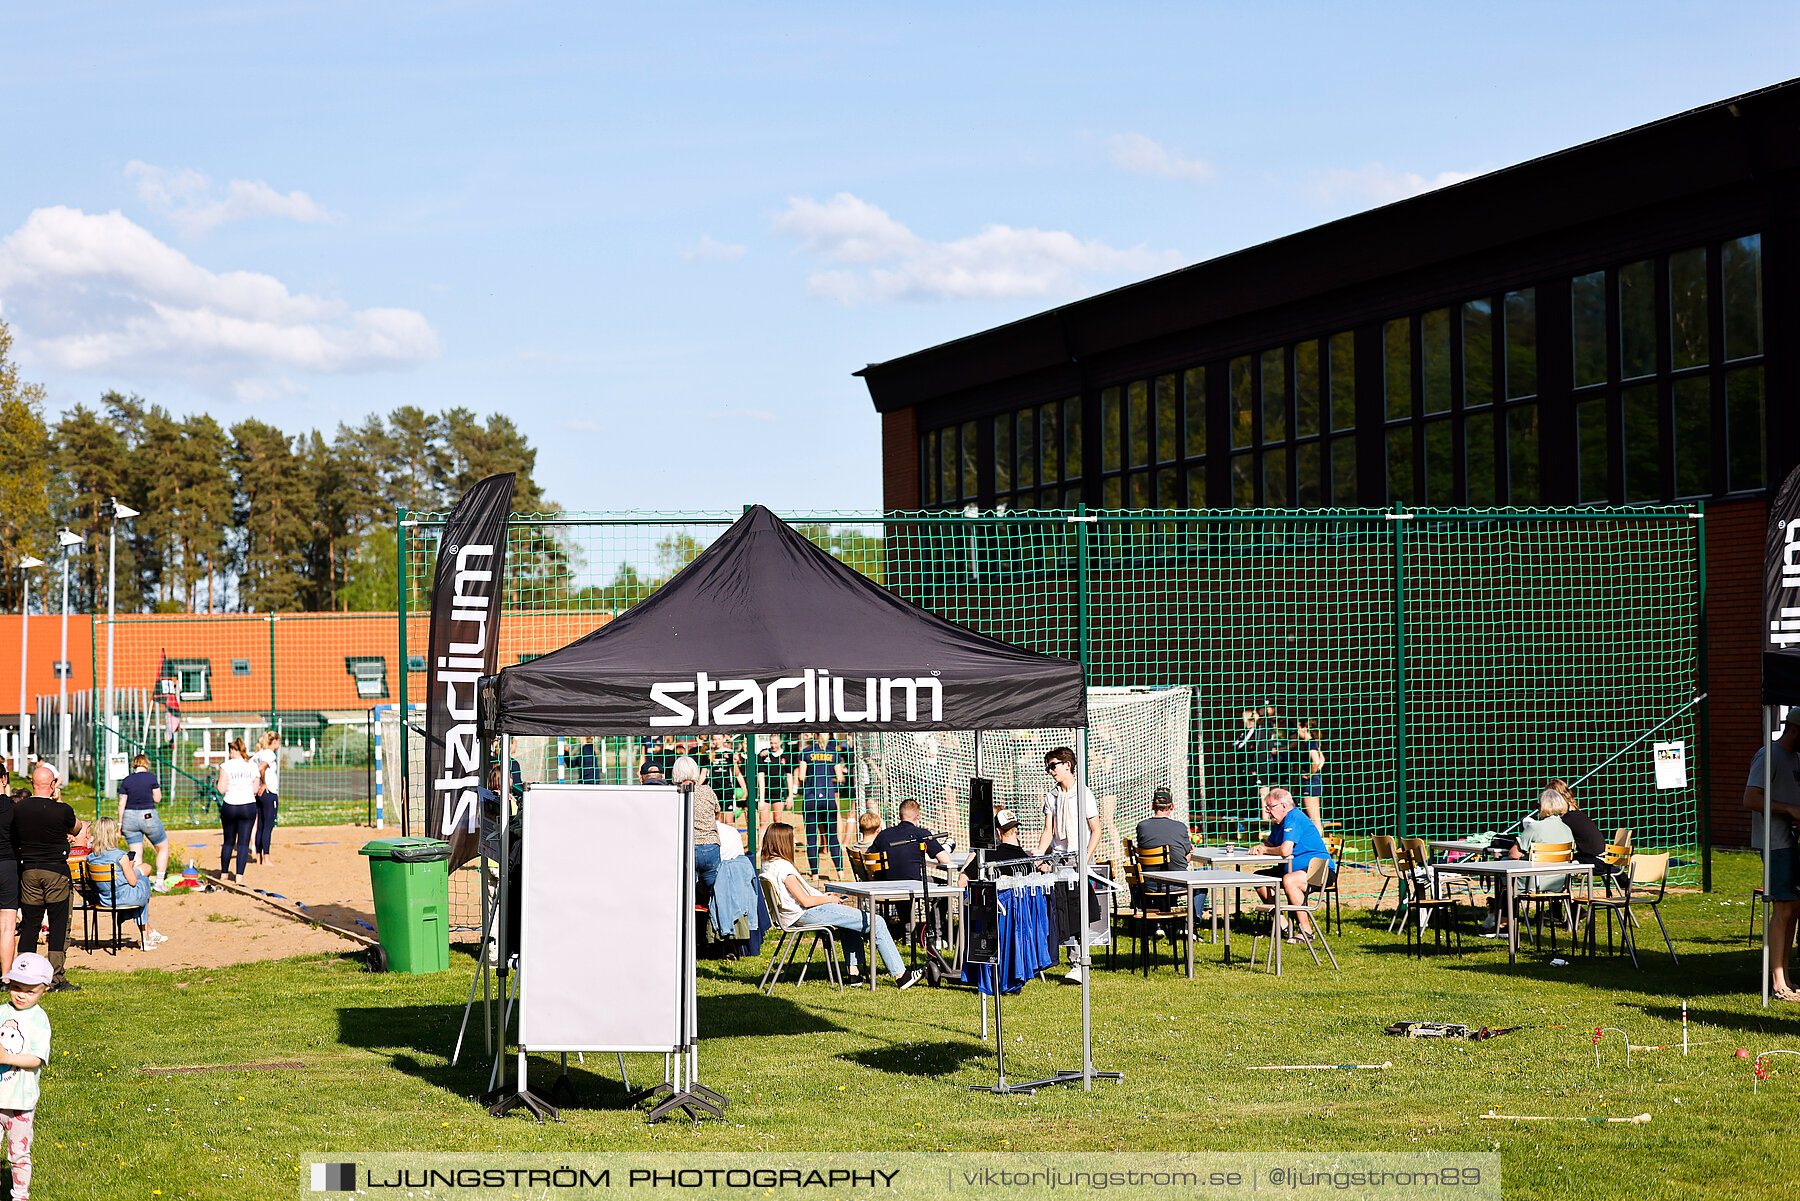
966,847,1123,1096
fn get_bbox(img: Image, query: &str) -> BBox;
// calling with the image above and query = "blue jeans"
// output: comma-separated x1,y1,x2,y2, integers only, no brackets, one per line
254,791,279,855
695,843,721,906
792,902,904,977
122,808,167,850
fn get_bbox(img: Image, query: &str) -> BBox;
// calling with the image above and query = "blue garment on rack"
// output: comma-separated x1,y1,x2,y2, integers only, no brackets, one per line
962,882,1058,995
708,855,758,941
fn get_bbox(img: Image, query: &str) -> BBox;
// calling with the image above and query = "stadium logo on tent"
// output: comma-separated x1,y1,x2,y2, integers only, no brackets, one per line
650,669,944,727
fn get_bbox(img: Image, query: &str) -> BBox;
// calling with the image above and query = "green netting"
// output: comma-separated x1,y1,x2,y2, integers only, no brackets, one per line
399,506,1704,903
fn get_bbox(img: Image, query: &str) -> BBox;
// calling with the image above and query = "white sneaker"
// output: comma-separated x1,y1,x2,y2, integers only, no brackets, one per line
146,931,169,947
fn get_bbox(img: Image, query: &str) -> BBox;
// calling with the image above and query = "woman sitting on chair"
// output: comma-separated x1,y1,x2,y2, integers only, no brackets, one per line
1491,787,1576,933
758,822,919,989
85,817,166,951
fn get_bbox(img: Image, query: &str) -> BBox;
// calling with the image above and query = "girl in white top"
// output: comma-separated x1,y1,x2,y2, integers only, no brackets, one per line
758,821,915,986
250,731,281,866
216,738,260,882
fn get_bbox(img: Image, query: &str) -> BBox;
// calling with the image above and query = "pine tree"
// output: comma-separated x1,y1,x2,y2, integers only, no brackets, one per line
53,403,134,610
232,419,314,611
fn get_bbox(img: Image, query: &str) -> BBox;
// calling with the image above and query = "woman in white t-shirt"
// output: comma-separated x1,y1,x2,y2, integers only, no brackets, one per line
250,731,281,866
758,822,916,987
216,738,260,882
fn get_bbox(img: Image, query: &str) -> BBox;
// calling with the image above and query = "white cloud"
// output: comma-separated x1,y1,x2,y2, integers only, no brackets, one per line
772,193,1180,303
127,160,337,237
1107,133,1216,183
680,235,746,263
1304,162,1490,209
563,418,604,434
0,206,439,393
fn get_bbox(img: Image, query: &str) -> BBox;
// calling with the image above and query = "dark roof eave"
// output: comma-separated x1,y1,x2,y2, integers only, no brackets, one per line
858,75,1799,413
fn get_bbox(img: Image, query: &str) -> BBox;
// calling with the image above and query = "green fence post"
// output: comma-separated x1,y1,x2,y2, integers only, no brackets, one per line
1696,502,1710,892
1076,502,1091,671
397,508,409,837
1391,506,1410,840
267,614,277,738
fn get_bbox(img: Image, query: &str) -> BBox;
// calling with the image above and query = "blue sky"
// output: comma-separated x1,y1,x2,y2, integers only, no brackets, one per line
2,2,1795,514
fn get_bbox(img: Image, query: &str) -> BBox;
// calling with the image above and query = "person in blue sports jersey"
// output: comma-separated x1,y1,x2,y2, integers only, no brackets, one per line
794,733,847,875
1250,787,1333,942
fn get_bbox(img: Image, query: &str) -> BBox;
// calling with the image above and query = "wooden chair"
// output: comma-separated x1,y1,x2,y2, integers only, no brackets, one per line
1248,857,1340,971
1369,835,1407,929
845,846,871,882
1124,842,1187,976
1517,841,1575,950
76,860,136,955
1393,842,1462,958
755,876,844,994
1582,852,1679,968
1320,836,1349,934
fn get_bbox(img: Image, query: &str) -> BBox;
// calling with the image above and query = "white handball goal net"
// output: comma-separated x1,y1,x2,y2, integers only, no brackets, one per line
850,685,1194,867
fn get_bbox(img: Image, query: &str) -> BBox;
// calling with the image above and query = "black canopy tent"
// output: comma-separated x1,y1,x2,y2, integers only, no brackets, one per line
472,505,1101,1119
488,504,1086,735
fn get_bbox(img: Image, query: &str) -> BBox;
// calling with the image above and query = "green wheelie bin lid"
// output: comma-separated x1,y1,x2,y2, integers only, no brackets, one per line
359,837,452,862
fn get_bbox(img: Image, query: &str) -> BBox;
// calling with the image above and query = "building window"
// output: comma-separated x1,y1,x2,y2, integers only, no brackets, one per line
1571,271,1607,389
407,654,427,673
1565,236,1763,504
231,658,252,678
161,658,212,702
345,656,389,700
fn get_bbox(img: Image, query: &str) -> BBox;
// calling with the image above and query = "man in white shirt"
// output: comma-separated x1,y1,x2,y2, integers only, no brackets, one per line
1747,710,1800,1001
1037,746,1101,983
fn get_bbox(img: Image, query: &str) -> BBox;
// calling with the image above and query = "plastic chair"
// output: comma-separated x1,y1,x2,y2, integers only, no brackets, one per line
755,876,843,994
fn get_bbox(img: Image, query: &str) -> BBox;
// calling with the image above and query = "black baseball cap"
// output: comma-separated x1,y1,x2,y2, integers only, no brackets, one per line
1152,786,1174,808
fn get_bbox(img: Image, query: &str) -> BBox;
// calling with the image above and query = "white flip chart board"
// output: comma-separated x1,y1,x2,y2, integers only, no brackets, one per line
520,784,686,1052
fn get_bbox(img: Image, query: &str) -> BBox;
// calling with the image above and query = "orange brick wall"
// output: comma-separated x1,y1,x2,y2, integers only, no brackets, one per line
883,407,919,510
1704,497,1769,846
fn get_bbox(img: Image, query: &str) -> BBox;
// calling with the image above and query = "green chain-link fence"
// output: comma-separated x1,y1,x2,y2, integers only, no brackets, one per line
398,505,1704,933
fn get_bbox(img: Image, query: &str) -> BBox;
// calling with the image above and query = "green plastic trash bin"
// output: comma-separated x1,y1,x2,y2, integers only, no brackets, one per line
359,837,452,973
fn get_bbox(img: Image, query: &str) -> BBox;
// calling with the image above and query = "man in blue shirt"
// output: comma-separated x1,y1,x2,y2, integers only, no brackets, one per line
1251,787,1332,941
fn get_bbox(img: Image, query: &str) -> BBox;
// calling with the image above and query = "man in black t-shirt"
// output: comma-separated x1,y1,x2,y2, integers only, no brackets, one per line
1134,787,1195,904
14,763,86,991
870,799,950,883
872,798,954,945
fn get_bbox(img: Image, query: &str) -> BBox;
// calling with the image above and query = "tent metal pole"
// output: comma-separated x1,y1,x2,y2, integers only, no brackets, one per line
497,734,513,1087
1765,705,1774,1009
1078,727,1092,1091
974,731,987,1042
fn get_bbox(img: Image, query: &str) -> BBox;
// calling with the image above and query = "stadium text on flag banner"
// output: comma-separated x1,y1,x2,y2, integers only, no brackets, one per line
1764,463,1800,705
423,473,515,838
1653,741,1687,790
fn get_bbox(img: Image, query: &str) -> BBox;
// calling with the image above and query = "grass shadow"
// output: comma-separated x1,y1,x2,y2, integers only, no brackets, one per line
837,1039,991,1077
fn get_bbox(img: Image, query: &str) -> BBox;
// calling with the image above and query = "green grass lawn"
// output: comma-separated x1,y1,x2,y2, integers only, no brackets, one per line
37,851,1800,1200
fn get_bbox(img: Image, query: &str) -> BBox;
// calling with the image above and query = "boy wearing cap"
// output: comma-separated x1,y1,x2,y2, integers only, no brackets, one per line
0,953,54,1201
958,809,1032,887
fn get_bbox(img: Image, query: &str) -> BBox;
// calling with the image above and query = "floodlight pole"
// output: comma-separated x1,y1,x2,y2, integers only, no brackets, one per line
56,530,82,782
104,498,139,785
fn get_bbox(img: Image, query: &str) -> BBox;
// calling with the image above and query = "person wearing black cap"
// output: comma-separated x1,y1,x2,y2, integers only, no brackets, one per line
958,809,1032,887
1134,787,1196,904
